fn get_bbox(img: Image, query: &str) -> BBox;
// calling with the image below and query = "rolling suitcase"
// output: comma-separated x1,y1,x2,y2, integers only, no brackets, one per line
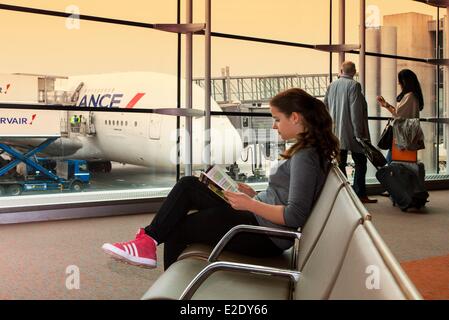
391,161,425,186
355,138,428,211
376,163,428,211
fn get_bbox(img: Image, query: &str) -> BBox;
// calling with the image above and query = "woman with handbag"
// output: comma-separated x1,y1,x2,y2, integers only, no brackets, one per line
376,69,424,163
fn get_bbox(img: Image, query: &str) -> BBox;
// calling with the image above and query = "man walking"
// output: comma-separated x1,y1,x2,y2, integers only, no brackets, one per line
324,61,377,203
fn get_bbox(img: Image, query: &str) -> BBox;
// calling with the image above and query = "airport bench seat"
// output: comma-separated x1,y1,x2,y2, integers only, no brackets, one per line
179,243,294,269
142,166,346,300
177,165,346,270
141,258,291,300
141,166,421,300
142,185,360,300
329,220,422,300
329,224,408,299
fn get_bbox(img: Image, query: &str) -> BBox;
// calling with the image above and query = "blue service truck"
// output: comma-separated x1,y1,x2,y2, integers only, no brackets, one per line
0,138,90,196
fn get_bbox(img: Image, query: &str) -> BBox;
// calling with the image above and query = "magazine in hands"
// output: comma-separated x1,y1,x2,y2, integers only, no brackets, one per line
199,165,239,203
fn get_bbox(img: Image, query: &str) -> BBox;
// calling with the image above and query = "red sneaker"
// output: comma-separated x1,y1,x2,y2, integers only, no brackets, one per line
102,228,157,268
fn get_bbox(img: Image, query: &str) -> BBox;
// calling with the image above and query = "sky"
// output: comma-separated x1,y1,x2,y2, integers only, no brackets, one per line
0,0,443,78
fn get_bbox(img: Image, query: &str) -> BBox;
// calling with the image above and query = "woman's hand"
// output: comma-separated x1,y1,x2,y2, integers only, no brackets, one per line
223,190,255,211
237,182,257,198
377,96,396,115
376,96,388,108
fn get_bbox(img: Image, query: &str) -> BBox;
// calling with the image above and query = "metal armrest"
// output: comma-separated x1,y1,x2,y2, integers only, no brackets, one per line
180,260,301,300
208,224,301,262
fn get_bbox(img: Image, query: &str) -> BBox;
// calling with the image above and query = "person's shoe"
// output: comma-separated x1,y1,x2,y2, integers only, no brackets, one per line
102,228,157,268
359,196,378,204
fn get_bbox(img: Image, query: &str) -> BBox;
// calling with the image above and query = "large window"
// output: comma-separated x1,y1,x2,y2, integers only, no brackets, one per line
0,1,180,208
1,1,448,212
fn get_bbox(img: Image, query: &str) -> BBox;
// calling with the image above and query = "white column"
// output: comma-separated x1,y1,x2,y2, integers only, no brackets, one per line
365,26,397,178
380,26,398,118
366,27,381,179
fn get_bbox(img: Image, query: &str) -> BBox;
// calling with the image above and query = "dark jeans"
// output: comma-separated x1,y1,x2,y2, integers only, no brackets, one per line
339,150,368,198
144,176,283,270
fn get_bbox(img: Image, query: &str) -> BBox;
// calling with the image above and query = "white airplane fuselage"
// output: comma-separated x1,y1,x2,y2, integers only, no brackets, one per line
0,72,243,173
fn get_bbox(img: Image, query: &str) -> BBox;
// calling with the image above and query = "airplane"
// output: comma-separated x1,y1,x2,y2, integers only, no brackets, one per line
0,72,245,174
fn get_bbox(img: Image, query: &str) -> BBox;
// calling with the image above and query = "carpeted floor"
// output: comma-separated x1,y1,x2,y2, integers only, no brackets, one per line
400,254,449,300
0,214,164,300
364,190,449,300
0,190,448,300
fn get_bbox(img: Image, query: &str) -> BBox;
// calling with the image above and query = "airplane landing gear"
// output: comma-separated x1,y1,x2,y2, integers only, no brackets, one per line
87,161,112,173
104,161,112,173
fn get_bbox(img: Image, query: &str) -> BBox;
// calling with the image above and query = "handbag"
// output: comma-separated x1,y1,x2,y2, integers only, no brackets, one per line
377,119,393,150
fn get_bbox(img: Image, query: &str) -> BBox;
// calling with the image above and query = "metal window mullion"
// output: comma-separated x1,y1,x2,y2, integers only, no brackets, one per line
330,0,333,83
360,0,366,95
185,0,193,176
204,0,211,167
176,0,182,181
436,6,440,173
339,0,346,66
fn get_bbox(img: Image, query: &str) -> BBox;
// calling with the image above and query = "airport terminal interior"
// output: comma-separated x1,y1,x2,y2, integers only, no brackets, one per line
0,0,448,300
